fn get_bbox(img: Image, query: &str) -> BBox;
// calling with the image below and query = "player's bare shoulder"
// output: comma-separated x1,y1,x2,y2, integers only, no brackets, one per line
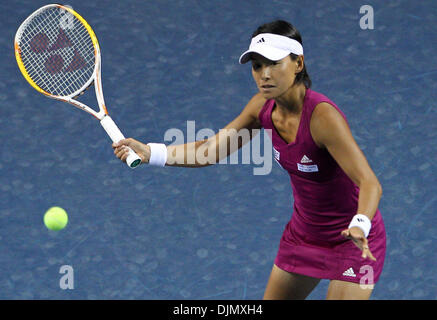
311,102,347,131
310,102,349,148
244,92,267,127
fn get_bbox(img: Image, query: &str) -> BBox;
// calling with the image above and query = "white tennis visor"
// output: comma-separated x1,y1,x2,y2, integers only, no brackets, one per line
239,33,304,64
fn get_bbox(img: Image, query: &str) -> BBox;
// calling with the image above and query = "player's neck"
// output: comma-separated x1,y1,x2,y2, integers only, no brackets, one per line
275,84,306,115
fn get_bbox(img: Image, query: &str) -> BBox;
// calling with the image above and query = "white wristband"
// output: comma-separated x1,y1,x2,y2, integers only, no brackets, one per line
147,143,167,167
348,214,371,238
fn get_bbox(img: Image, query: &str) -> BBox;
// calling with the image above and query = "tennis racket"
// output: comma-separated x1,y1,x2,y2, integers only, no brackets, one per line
14,4,142,168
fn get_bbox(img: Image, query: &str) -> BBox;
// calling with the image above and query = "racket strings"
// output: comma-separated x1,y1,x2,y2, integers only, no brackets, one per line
17,7,95,97
22,9,94,92
20,10,61,86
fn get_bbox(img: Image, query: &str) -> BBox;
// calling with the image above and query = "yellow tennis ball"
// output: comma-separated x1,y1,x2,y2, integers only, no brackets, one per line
44,207,68,231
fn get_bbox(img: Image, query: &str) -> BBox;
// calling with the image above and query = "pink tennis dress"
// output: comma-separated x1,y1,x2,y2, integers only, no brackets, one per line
259,88,386,285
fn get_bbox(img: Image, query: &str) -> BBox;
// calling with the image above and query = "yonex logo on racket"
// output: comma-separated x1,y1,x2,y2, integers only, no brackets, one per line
28,28,87,75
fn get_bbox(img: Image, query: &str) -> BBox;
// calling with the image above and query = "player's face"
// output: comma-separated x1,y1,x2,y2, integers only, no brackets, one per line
251,53,302,99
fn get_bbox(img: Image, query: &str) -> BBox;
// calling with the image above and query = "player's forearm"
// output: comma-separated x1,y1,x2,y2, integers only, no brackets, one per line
165,131,242,167
356,178,383,220
166,140,215,167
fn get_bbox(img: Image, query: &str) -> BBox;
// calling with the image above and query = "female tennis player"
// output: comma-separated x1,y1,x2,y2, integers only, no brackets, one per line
113,20,386,300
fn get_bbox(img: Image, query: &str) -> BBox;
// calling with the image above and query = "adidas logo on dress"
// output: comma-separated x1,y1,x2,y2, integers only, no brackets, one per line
300,155,312,163
342,267,356,277
273,148,280,161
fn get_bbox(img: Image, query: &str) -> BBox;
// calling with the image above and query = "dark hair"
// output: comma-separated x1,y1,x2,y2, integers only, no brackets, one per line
252,20,311,89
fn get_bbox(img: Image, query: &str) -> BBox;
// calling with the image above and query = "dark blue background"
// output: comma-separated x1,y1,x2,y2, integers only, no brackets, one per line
1,0,436,299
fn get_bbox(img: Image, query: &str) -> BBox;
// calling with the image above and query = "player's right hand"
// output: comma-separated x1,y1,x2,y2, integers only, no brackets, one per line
112,138,151,164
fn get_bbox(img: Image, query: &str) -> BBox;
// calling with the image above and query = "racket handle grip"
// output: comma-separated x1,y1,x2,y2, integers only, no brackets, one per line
100,115,142,168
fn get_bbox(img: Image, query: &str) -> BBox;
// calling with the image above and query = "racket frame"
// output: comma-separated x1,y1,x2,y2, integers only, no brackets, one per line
14,4,142,168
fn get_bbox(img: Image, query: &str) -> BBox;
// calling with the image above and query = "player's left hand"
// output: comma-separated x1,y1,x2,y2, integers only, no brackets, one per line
341,227,376,261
